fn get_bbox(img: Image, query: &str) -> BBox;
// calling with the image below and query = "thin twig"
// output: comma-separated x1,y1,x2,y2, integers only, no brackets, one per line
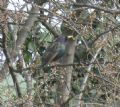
92,24,120,45
77,36,107,107
73,3,120,14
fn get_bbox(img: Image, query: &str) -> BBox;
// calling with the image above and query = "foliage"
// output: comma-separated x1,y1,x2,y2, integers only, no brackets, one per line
0,0,120,107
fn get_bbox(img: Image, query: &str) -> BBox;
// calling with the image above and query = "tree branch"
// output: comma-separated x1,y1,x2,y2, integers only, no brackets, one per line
76,36,108,107
16,5,39,49
73,3,120,14
41,21,60,37
92,24,120,45
57,39,76,107
1,24,22,98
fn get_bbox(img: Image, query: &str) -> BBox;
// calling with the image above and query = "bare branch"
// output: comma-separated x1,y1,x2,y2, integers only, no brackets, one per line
1,24,22,98
92,24,120,45
76,36,108,106
73,3,120,14
16,5,39,49
41,21,60,37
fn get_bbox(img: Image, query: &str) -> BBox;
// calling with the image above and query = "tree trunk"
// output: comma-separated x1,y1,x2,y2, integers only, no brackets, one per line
57,39,76,107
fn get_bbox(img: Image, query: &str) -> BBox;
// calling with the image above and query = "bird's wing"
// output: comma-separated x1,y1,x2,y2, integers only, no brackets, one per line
42,42,58,65
47,52,58,64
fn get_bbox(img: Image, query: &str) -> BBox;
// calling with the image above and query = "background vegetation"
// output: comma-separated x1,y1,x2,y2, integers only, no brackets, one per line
0,0,120,107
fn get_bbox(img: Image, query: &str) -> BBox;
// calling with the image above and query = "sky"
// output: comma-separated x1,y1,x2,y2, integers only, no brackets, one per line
7,0,29,10
8,0,24,10
0,0,26,63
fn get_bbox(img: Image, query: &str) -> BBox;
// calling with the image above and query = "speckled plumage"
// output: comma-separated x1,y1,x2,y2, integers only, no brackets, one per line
42,36,66,66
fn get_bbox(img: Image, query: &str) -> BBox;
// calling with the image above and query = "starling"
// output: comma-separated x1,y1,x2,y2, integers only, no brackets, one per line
42,36,67,66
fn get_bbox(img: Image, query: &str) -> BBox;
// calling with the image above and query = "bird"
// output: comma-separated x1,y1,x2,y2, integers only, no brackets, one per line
32,36,67,77
41,36,67,67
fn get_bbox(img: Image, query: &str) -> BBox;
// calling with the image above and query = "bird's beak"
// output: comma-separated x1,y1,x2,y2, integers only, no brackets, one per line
67,35,76,40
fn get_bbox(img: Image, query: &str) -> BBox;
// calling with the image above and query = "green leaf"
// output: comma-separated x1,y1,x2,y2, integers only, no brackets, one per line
23,51,32,63
28,42,36,51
